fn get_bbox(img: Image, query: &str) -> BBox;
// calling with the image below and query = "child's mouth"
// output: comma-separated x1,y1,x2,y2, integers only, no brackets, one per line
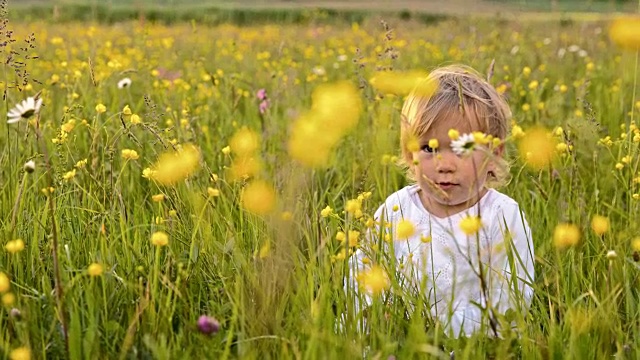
437,182,457,190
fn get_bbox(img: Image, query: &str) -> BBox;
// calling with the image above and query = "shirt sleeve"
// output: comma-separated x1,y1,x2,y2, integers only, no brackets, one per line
444,203,535,337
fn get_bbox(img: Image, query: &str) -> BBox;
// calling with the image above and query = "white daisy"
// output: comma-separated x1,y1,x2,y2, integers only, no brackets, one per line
7,96,43,124
117,77,132,89
450,133,477,156
312,66,326,76
23,160,35,173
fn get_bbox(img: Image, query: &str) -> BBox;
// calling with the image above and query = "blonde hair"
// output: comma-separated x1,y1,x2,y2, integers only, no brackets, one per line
400,64,512,186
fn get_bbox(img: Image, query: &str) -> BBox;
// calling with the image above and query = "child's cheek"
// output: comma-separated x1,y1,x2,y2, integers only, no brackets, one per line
411,152,420,165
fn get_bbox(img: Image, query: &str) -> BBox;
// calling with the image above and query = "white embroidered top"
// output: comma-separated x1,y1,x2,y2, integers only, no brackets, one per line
352,184,535,338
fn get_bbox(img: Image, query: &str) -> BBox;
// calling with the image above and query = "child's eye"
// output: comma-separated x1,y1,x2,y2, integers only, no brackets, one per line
421,145,436,153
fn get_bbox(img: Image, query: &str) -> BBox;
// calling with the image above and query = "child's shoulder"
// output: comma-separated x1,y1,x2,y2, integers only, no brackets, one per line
483,189,526,217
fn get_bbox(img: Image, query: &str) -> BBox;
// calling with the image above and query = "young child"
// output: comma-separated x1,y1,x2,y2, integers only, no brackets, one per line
351,64,535,338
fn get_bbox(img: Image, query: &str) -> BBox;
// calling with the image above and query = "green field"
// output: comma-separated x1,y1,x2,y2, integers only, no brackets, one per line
0,1,640,359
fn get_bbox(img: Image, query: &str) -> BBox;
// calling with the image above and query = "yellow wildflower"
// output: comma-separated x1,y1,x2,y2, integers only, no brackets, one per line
406,135,420,152
95,103,106,113
227,157,262,181
609,17,640,50
598,136,613,147
61,119,76,133
142,168,156,179
229,127,260,157
591,215,610,236
0,272,10,292
511,125,525,139
348,230,360,247
9,347,31,360
280,211,293,221
310,81,362,132
289,82,362,167
320,205,333,217
152,194,165,202
259,242,271,258
130,114,141,124
75,159,88,168
87,263,104,277
472,131,491,145
396,219,416,240
151,144,200,186
459,215,483,235
121,149,139,160
2,292,15,306
518,127,555,170
241,180,276,215
345,199,362,214
63,169,76,181
5,239,24,254
122,105,132,116
553,223,580,249
207,187,220,197
556,143,568,153
151,231,169,247
369,70,435,97
357,265,390,295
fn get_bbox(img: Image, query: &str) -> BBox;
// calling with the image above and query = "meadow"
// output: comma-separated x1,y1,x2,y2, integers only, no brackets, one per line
0,3,640,359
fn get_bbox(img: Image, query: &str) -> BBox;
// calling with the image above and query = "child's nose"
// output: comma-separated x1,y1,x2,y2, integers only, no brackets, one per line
436,152,457,173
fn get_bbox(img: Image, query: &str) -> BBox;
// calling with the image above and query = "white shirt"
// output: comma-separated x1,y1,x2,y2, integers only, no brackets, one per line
351,184,535,338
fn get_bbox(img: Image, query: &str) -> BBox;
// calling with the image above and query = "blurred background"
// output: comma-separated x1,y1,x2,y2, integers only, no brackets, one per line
8,0,639,26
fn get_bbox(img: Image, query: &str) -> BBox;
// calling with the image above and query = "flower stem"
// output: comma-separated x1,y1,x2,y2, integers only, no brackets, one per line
9,171,29,233
33,112,69,356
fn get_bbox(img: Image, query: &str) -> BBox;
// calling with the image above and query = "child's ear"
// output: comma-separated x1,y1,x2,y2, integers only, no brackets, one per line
487,143,505,178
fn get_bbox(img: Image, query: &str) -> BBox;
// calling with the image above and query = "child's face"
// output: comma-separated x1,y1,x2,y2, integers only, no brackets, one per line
411,119,499,218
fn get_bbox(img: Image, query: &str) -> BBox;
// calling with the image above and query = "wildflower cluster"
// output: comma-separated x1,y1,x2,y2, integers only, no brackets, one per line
226,127,262,181
0,272,15,307
149,144,201,186
369,70,436,97
288,81,362,167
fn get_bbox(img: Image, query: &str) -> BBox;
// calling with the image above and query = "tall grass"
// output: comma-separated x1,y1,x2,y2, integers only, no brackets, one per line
0,10,639,359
